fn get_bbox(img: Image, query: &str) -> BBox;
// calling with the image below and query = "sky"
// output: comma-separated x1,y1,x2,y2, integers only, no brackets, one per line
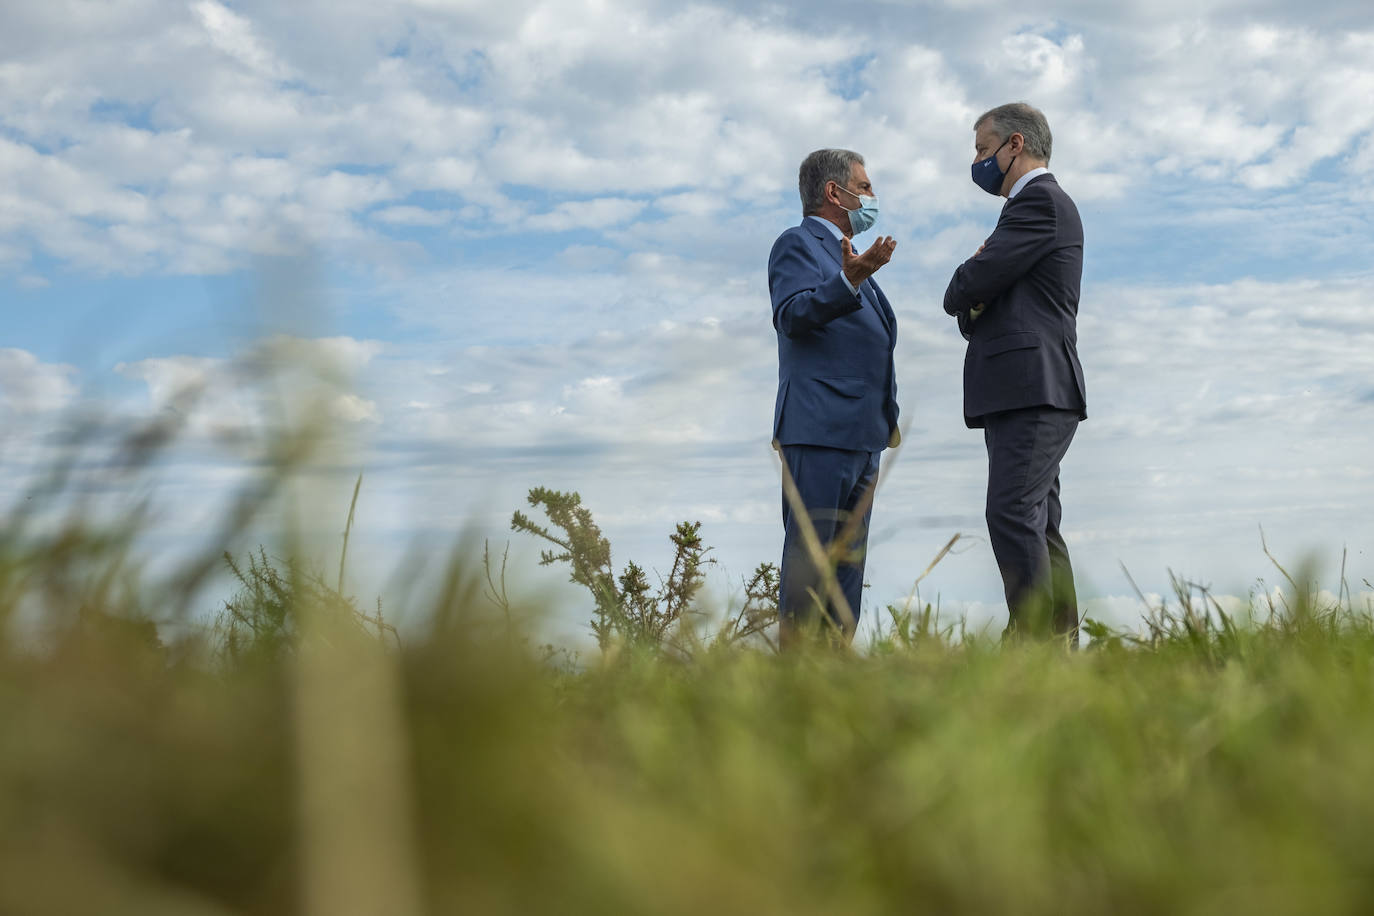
3,0,1374,643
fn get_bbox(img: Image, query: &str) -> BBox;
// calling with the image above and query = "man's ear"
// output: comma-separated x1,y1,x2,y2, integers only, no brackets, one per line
1010,132,1025,155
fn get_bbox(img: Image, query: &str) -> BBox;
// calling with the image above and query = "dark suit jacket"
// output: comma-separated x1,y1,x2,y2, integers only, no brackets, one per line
943,173,1087,429
769,218,899,452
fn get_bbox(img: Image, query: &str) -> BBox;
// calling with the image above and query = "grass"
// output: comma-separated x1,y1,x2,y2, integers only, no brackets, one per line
4,395,1374,913
5,538,1374,914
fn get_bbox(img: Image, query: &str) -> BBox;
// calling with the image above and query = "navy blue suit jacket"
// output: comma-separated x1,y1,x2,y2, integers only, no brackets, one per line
943,173,1087,429
769,218,899,452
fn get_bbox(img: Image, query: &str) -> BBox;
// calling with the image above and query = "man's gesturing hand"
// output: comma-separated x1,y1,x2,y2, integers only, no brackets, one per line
841,235,897,287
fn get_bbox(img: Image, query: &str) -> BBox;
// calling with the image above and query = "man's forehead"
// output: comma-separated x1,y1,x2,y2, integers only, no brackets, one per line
851,163,871,184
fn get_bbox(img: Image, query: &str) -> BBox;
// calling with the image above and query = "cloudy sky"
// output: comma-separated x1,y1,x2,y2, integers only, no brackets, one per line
4,0,1374,639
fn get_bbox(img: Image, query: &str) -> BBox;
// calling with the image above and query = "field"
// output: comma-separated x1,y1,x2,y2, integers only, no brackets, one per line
19,322,1371,916
4,460,1374,916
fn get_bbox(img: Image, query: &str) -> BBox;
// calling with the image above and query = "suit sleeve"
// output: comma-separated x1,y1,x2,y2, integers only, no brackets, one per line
943,187,1058,318
769,231,863,339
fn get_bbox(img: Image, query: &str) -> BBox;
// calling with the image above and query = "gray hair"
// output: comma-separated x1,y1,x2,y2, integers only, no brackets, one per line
798,148,865,216
974,102,1052,163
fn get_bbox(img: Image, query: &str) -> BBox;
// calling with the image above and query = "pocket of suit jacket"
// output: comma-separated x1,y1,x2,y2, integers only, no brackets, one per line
815,376,866,399
983,332,1040,356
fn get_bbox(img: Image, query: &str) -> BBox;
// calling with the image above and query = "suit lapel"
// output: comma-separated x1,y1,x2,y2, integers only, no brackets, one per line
804,218,845,270
865,276,897,341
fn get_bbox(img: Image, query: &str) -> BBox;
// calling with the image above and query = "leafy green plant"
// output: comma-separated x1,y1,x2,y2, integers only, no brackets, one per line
712,561,781,650
871,598,964,653
214,474,396,663
215,546,396,663
510,486,777,653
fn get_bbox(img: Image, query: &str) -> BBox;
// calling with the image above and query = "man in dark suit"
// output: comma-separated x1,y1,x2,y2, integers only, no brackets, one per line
943,103,1087,644
769,149,900,645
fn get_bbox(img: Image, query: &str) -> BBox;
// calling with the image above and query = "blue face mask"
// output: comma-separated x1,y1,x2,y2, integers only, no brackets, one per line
971,137,1014,196
835,184,879,235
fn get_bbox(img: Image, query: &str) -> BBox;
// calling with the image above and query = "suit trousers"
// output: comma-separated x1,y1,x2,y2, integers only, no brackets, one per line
982,407,1079,643
778,444,879,638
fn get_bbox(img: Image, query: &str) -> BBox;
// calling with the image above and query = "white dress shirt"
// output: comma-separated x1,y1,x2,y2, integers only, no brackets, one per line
1008,166,1050,200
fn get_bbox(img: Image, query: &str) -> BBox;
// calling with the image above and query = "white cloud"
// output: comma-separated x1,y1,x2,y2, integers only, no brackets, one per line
115,354,255,436
3,2,1372,275
191,0,294,81
526,198,647,232
996,31,1088,97
372,206,454,227
332,393,381,423
656,192,725,217
114,336,385,440
5,0,1374,616
395,156,480,193
250,335,383,377
0,349,78,415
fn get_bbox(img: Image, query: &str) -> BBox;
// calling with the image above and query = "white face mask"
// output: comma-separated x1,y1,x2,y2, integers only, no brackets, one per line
835,184,880,235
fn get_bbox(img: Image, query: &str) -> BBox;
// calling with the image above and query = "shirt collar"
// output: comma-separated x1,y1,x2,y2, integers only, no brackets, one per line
1008,167,1050,200
806,214,847,241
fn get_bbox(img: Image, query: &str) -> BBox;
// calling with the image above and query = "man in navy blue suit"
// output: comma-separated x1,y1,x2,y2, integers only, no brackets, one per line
943,102,1087,644
768,149,900,646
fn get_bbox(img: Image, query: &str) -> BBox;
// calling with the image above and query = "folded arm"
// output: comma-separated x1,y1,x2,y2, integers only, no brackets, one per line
943,188,1058,322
